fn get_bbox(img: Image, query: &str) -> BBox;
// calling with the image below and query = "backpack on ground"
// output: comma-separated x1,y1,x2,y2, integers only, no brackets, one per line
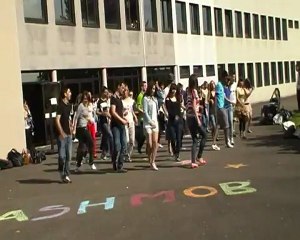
0,159,13,170
7,149,24,167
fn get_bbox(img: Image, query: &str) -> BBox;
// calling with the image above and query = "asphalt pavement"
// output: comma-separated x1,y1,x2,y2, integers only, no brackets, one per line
0,96,299,240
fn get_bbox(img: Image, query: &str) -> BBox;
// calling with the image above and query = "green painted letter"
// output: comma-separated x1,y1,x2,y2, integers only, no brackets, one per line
0,210,29,222
219,181,257,196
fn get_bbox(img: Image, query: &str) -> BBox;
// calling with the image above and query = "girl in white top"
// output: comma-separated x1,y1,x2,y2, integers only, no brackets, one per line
122,86,137,162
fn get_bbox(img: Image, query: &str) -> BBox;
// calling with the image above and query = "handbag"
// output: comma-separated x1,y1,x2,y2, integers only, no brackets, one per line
7,149,24,167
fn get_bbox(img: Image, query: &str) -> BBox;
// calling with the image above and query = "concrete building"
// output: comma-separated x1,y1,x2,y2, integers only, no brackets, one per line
0,0,299,157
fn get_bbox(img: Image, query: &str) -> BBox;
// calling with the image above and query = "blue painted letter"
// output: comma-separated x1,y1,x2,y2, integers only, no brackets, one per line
77,197,115,215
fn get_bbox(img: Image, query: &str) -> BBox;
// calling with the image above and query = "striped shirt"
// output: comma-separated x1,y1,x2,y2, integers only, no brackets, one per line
186,89,200,116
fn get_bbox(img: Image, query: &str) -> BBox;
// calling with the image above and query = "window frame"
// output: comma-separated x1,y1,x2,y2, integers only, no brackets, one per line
291,61,296,82
271,62,277,85
193,65,203,77
80,0,100,28
203,6,212,36
275,17,281,40
180,66,190,78
214,8,223,36
235,11,243,38
288,20,293,28
238,63,245,79
104,0,121,29
268,16,275,40
189,3,200,35
161,0,173,33
206,65,215,77
176,1,187,34
295,21,299,29
261,15,267,39
253,14,260,39
284,61,290,83
247,63,254,87
144,0,158,32
225,9,233,37
244,12,252,38
277,62,284,84
24,0,48,24
54,0,76,26
282,19,288,40
255,63,263,88
263,62,270,86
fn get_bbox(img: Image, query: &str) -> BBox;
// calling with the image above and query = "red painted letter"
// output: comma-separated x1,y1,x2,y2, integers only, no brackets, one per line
131,190,175,207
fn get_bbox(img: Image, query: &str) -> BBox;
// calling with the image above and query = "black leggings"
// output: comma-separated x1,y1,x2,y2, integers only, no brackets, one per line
239,116,247,133
76,127,94,167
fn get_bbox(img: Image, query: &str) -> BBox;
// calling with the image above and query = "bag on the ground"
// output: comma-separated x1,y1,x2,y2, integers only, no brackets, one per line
282,121,296,138
32,150,46,164
7,149,24,167
0,159,13,170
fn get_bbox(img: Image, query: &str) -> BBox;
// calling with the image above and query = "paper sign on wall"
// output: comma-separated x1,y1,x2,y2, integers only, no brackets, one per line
50,98,57,105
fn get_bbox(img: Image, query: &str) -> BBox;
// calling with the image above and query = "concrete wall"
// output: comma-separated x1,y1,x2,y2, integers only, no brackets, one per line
0,1,25,158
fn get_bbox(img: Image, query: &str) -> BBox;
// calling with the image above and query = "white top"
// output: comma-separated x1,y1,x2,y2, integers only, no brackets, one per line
88,103,95,123
122,98,135,123
229,82,237,104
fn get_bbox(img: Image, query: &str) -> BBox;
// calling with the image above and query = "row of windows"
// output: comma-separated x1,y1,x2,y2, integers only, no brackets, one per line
180,61,298,88
24,0,299,40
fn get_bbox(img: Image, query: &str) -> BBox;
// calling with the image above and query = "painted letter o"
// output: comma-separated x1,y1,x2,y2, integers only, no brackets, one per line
183,186,218,198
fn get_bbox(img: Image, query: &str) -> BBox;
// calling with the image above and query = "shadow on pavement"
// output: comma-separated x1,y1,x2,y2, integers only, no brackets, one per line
17,179,61,184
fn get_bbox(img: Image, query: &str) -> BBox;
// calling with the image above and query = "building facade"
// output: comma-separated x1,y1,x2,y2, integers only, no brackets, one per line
0,0,299,156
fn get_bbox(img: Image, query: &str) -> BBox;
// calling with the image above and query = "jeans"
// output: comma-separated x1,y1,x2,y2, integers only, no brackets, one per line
187,116,207,163
226,105,234,140
100,123,114,156
111,124,127,170
76,127,94,167
57,135,72,177
167,118,183,157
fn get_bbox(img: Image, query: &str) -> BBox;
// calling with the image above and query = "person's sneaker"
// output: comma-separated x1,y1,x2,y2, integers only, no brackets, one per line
117,168,128,173
65,176,72,183
158,144,163,148
150,163,159,171
90,164,97,170
227,142,234,148
230,138,234,145
247,129,253,133
73,138,79,143
212,144,221,151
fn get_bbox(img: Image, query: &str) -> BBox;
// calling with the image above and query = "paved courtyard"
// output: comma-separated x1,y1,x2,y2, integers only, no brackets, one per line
0,96,299,240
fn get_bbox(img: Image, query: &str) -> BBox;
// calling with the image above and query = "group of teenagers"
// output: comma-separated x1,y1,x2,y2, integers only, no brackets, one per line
55,70,254,183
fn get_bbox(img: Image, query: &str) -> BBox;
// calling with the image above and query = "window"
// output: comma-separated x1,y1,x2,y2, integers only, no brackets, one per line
253,14,260,39
268,16,274,40
295,21,299,29
244,13,251,38
282,19,288,40
225,10,233,37
81,0,99,27
180,66,190,78
214,8,223,36
247,63,254,87
288,20,293,28
125,0,140,30
176,1,187,33
144,0,157,31
238,63,245,79
275,18,281,40
291,61,296,82
203,6,212,35
193,65,203,77
161,0,173,32
217,64,226,80
261,16,267,39
284,61,290,83
255,63,262,87
263,62,270,86
104,0,121,29
271,62,277,85
228,63,236,75
277,62,284,84
189,3,200,35
54,0,75,25
23,0,48,23
206,65,215,77
235,11,243,38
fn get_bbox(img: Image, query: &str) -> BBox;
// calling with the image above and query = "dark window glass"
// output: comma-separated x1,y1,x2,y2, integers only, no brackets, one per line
244,13,252,38
190,3,200,35
261,16,267,39
228,63,236,75
206,65,215,77
147,66,174,85
214,8,223,36
284,61,290,83
104,0,121,29
288,20,293,28
125,0,140,30
176,1,187,33
282,19,288,40
144,0,157,31
275,17,281,40
225,10,233,37
247,63,254,87
295,21,299,29
278,62,284,84
54,0,75,25
255,63,262,87
21,71,50,83
238,63,245,79
271,62,277,85
291,61,296,82
217,64,226,80
193,65,203,77
253,14,260,39
235,11,243,38
180,66,190,78
81,0,99,27
161,0,173,33
268,16,275,40
263,62,270,86
23,0,48,24
203,6,212,35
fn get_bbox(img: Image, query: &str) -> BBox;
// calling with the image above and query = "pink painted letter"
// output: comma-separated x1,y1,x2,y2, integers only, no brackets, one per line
131,190,175,207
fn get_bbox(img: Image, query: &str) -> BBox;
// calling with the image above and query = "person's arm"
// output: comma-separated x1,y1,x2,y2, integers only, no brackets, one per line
163,99,169,119
236,89,244,106
192,90,201,125
55,105,66,139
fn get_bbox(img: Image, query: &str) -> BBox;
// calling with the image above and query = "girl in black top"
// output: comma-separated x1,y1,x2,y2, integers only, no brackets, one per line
163,83,184,161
